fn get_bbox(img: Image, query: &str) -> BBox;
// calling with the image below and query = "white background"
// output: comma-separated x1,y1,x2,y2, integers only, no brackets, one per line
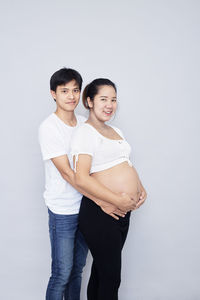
0,0,200,299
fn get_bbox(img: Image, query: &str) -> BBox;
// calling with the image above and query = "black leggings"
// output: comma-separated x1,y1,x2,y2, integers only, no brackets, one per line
79,196,130,300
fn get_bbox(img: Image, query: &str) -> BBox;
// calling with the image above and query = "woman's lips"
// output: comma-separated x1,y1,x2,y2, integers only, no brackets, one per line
104,111,112,115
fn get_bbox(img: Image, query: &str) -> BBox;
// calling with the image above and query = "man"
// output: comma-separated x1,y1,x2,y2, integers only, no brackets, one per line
39,68,88,300
39,68,128,300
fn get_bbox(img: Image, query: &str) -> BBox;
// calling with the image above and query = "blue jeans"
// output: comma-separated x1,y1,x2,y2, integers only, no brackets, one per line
46,209,88,300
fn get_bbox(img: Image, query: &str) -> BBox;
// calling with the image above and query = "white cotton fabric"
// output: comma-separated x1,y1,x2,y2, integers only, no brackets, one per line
71,123,132,174
38,113,86,214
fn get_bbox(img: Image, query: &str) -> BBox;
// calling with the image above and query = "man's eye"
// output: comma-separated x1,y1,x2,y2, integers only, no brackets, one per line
101,98,106,101
112,99,117,102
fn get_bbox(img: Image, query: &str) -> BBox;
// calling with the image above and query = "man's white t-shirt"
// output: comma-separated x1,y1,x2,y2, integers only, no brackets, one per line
39,113,86,215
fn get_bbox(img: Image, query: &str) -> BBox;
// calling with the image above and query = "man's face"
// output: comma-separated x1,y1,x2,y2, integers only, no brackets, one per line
51,80,81,112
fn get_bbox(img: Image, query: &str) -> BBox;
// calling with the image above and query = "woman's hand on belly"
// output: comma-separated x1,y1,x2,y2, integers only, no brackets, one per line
136,184,147,209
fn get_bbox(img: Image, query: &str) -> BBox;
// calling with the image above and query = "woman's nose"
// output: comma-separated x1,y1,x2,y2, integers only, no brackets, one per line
106,101,113,108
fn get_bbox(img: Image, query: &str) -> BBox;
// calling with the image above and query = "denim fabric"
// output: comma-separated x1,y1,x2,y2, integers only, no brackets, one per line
46,209,88,300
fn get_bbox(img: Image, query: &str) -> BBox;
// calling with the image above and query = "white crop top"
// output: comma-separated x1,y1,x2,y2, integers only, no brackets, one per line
71,123,132,174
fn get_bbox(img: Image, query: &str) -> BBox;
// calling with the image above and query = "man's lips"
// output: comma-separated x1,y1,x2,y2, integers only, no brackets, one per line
65,101,76,104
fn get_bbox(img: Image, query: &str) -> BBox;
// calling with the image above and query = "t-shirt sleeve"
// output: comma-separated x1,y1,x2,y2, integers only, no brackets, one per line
38,123,67,160
70,125,96,171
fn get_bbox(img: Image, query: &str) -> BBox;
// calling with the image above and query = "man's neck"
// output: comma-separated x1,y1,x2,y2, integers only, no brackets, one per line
55,109,77,127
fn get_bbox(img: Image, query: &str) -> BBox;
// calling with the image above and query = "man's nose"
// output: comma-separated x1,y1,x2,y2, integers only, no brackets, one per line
68,90,74,99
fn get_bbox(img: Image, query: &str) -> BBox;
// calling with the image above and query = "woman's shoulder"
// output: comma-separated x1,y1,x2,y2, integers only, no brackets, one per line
76,123,97,134
71,123,100,154
72,123,98,142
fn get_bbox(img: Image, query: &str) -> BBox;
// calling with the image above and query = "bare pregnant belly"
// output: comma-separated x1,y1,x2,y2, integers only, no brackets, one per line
91,162,141,199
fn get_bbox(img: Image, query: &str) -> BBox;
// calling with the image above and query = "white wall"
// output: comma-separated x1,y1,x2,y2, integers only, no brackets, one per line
0,0,200,299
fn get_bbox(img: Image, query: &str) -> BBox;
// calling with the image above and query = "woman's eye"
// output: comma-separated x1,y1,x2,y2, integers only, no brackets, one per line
74,89,79,93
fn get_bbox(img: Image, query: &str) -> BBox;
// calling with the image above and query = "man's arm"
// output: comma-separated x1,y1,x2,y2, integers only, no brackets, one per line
51,155,126,220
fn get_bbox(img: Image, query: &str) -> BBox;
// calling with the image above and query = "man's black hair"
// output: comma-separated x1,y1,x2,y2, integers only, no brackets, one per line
50,68,83,92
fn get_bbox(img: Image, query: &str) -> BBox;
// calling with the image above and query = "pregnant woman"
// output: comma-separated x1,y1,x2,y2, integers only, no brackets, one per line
71,78,147,300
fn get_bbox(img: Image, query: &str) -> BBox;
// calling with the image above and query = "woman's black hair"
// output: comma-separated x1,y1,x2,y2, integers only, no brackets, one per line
82,78,117,109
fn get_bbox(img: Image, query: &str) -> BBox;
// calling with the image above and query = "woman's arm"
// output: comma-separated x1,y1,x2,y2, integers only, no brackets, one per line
51,155,126,219
74,154,137,212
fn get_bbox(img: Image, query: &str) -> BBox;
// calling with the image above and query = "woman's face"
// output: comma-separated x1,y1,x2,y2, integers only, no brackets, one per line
88,85,117,122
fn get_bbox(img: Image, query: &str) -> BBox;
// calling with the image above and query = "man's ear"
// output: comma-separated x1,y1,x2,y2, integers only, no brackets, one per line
50,90,56,101
87,97,93,108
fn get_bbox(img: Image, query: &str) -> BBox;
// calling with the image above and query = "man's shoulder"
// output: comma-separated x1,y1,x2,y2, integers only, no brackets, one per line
39,113,57,131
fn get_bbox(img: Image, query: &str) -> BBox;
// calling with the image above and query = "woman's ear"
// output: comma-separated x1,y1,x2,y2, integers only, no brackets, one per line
87,97,93,108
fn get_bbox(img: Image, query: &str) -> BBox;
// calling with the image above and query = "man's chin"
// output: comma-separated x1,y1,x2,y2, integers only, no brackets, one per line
64,104,78,112
64,108,76,112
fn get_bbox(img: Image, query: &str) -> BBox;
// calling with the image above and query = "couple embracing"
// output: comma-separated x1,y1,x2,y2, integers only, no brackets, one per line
39,67,147,300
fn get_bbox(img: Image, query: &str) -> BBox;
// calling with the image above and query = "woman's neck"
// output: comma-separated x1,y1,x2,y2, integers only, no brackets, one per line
87,114,107,130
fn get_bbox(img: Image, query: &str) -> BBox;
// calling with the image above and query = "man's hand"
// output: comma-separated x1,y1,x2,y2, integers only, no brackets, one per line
100,203,126,220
